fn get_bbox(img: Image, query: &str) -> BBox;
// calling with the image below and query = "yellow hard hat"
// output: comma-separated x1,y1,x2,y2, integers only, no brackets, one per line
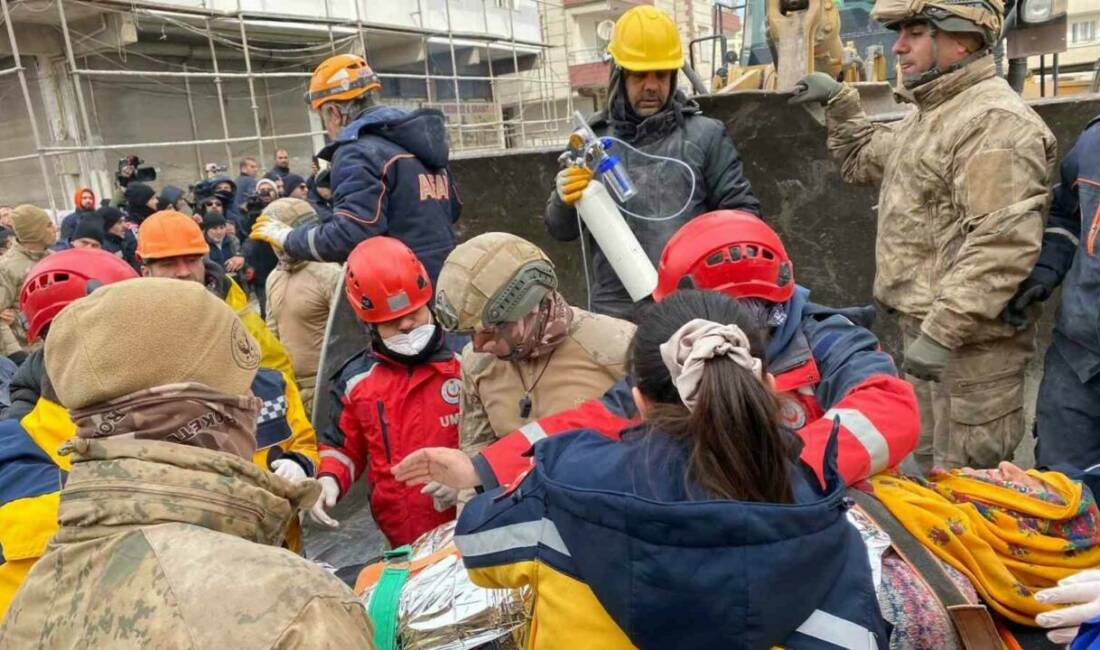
607,6,684,72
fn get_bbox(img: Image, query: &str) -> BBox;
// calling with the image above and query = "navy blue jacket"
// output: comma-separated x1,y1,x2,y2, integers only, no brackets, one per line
1031,116,1100,381
457,423,888,649
284,106,461,280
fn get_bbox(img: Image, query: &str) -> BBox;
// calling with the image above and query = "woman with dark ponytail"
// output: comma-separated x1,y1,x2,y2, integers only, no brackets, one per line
455,290,887,650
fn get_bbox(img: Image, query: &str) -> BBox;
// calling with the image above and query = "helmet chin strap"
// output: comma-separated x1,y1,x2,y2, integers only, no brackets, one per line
903,23,991,89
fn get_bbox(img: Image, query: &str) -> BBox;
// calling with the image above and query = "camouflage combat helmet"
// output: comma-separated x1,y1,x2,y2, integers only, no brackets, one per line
434,232,557,333
261,197,321,228
873,0,1003,87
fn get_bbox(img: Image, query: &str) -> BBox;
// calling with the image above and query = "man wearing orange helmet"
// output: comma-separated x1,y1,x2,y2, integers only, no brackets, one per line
395,211,919,496
251,53,460,282
309,237,462,547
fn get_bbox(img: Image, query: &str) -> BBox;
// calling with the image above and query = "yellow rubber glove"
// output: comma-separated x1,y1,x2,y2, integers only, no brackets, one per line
249,215,292,250
556,166,593,206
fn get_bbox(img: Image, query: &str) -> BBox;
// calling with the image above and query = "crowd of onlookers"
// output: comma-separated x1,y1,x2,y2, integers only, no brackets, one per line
0,149,333,320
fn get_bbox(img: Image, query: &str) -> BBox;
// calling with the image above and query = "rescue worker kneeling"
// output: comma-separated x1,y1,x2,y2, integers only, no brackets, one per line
454,290,888,649
0,279,374,648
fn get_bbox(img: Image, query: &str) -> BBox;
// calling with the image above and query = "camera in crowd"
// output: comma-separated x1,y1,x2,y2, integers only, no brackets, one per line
204,162,228,179
117,155,156,187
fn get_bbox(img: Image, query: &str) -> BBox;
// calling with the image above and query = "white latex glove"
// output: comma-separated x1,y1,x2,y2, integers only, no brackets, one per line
271,458,307,482
1035,569,1100,645
421,481,458,512
308,475,341,528
250,215,291,250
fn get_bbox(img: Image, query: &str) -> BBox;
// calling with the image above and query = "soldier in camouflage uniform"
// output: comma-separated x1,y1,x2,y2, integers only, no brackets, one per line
791,0,1056,470
0,279,374,649
434,233,635,461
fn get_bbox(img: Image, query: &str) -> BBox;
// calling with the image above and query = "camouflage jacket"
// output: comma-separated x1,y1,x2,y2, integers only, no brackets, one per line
0,243,48,353
0,437,375,650
826,56,1056,349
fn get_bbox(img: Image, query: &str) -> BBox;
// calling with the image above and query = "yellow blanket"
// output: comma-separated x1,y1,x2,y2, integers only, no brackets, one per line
870,469,1100,625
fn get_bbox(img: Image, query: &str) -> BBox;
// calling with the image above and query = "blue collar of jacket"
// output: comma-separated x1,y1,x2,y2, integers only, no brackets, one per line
523,422,886,648
767,285,810,370
334,105,412,144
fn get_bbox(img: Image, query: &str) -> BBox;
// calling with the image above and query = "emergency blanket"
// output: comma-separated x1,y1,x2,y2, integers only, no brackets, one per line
870,469,1100,625
356,522,528,649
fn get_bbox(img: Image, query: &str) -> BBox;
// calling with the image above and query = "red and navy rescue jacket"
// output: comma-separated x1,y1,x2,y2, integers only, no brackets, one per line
318,336,463,547
474,286,920,491
283,106,461,280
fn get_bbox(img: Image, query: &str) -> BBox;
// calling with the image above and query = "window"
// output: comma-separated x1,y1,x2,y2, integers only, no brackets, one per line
1071,20,1096,44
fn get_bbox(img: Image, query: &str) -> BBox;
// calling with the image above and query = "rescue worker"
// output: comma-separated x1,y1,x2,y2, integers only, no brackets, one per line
790,0,1056,470
0,205,57,356
545,5,759,320
309,237,462,546
0,248,137,622
250,53,461,280
433,233,635,461
0,279,375,648
454,290,888,649
1003,119,1100,470
396,211,919,493
263,199,342,413
136,212,319,550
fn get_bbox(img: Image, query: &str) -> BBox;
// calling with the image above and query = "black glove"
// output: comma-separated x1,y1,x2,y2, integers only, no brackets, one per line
788,72,843,106
1000,269,1058,330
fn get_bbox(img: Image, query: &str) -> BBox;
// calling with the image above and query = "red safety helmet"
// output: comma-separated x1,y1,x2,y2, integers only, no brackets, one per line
345,237,433,323
20,248,139,343
654,210,795,303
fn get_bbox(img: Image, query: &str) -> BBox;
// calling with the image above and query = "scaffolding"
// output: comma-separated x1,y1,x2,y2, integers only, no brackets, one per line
0,0,577,212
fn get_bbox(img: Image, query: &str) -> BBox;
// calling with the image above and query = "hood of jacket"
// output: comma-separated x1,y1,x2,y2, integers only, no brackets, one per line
54,437,320,548
333,105,450,169
527,426,886,648
72,187,96,212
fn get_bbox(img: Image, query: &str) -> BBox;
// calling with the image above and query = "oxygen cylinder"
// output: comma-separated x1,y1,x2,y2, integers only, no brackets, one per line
575,179,658,302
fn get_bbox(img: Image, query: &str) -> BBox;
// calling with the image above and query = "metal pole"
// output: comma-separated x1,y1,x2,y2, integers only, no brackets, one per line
444,0,465,150
1053,52,1060,96
324,0,337,54
508,3,526,146
1039,55,1046,97
236,3,267,163
262,76,278,150
0,0,57,212
206,18,236,165
182,63,206,178
353,0,370,59
56,0,101,194
423,36,434,104
486,44,505,149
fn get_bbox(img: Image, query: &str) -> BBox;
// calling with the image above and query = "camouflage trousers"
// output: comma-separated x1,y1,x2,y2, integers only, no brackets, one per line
901,316,1035,472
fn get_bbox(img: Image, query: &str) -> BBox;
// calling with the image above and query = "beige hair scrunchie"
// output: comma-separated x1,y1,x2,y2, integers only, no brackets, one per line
659,318,763,411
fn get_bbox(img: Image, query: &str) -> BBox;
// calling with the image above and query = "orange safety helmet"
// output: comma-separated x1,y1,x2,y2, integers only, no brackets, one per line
136,210,210,262
345,237,433,324
305,54,382,111
654,210,795,304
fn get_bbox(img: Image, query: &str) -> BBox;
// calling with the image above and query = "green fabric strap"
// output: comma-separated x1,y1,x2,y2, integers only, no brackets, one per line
367,546,412,650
